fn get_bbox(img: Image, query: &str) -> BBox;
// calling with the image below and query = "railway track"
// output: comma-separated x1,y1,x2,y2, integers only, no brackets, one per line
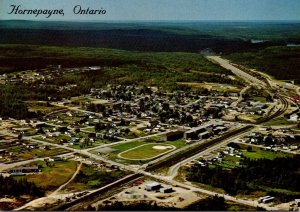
256,95,289,124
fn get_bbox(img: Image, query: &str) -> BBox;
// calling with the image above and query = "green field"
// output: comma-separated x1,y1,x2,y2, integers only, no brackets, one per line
119,143,175,160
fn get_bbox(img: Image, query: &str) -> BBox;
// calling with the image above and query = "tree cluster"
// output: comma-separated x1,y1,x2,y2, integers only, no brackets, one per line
0,175,44,197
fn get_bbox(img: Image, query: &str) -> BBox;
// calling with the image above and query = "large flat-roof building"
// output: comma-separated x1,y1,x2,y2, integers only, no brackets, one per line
145,182,161,191
184,124,213,140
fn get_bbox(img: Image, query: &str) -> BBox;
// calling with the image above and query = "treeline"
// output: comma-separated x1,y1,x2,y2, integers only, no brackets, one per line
187,155,300,201
0,175,44,197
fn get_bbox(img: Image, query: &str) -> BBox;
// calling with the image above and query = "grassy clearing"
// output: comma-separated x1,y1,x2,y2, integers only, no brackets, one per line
63,164,127,192
17,160,78,192
264,116,295,126
176,82,241,92
237,114,262,123
242,148,288,160
253,96,267,103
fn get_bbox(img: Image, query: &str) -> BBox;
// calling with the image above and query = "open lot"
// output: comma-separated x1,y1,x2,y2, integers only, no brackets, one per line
93,179,204,209
177,82,240,93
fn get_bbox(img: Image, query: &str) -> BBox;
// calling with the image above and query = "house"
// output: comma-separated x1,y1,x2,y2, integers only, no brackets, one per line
0,149,8,155
289,113,299,121
262,197,275,203
10,172,25,176
49,156,63,162
259,126,272,131
27,143,39,149
34,121,46,128
295,199,300,207
145,182,161,191
69,137,79,144
258,196,274,203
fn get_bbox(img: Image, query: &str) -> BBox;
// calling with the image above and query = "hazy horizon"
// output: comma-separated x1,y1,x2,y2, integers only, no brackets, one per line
1,0,300,21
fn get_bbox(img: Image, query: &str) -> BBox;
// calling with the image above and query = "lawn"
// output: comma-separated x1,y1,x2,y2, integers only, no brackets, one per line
119,143,175,160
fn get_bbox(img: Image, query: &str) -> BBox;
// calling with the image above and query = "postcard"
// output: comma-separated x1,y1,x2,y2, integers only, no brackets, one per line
0,0,300,211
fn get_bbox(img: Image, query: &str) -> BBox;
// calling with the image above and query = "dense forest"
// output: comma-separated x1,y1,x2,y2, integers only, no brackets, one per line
187,156,300,201
226,46,300,82
0,44,231,75
2,20,297,53
0,175,44,198
0,85,30,119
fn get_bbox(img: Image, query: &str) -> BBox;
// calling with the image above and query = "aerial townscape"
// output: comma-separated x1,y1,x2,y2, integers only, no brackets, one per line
1,1,300,211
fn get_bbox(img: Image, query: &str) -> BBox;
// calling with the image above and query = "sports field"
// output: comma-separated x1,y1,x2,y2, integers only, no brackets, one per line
118,143,175,160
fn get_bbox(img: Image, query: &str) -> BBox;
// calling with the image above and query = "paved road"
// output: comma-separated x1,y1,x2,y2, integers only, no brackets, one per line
207,56,266,87
231,85,251,107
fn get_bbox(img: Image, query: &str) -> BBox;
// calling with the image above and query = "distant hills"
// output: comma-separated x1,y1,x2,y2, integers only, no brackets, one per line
1,20,299,53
